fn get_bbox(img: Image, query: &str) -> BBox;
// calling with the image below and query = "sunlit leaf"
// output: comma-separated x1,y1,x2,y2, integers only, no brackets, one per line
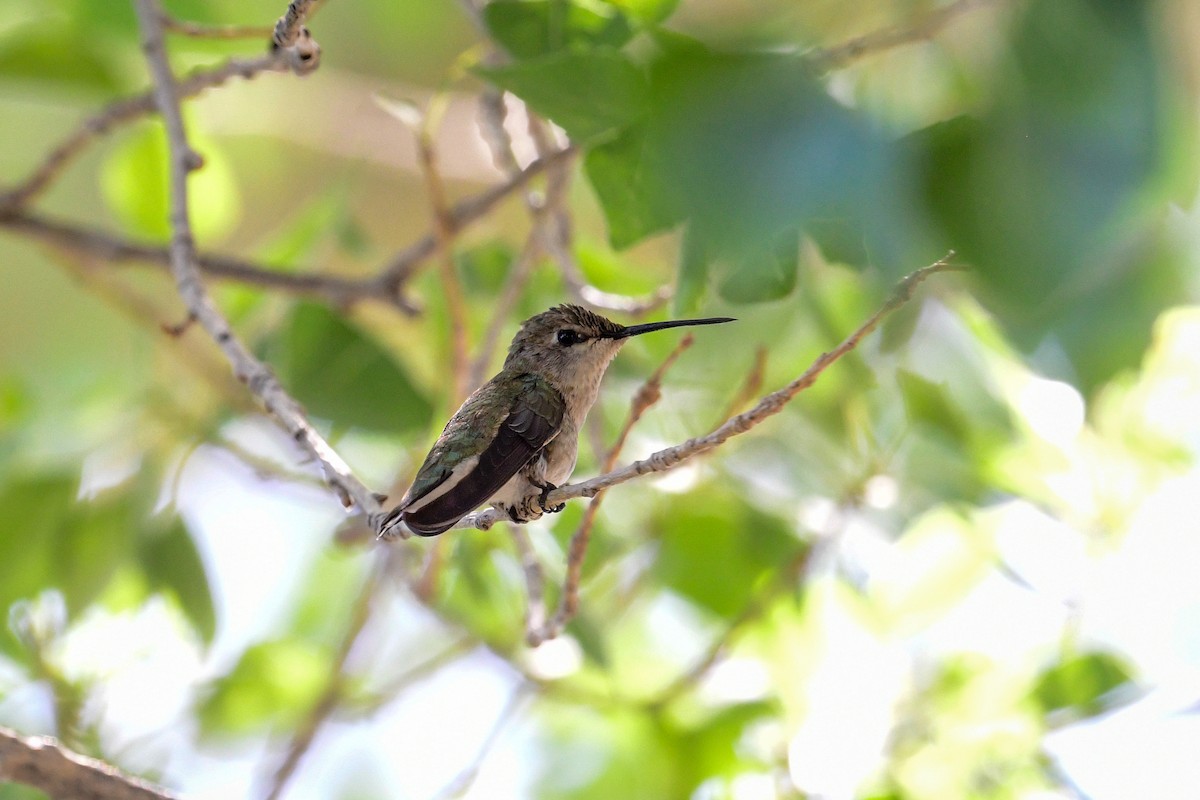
1033,651,1135,719
100,120,241,242
653,486,799,617
137,516,216,644
477,47,649,141
484,0,633,59
197,638,330,737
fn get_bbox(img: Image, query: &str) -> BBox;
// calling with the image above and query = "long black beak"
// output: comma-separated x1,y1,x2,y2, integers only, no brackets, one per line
609,316,736,339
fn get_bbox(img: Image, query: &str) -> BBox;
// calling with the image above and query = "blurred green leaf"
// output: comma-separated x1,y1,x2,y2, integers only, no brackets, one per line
438,530,525,648
653,486,798,617
601,0,679,25
0,783,50,800
458,240,518,295
536,706,678,800
483,0,633,59
0,22,124,90
913,0,1191,391
716,228,800,304
198,638,330,737
669,701,775,793
897,369,970,445
267,302,433,435
136,516,216,644
100,121,241,242
584,126,679,249
0,474,135,659
477,47,648,141
1033,651,1135,719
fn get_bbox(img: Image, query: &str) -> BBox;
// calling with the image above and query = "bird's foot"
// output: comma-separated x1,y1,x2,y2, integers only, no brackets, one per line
533,480,565,514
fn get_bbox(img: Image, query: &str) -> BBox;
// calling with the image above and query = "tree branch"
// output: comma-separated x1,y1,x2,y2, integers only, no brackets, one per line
807,0,1004,73
0,54,288,213
0,209,420,313
457,253,961,531
132,0,382,519
0,727,173,800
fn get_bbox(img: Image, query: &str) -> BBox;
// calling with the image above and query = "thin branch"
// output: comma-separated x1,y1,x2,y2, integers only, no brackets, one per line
429,688,531,800
416,119,473,404
0,727,173,800
271,0,323,74
718,346,769,424
649,546,814,708
510,525,548,636
528,334,695,644
465,118,572,390
458,253,961,531
0,54,286,213
162,17,274,39
262,553,386,800
373,145,577,293
1,210,420,313
807,0,1004,73
133,0,382,520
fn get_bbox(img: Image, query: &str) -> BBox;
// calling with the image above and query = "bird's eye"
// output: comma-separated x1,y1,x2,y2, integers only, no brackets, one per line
556,329,582,346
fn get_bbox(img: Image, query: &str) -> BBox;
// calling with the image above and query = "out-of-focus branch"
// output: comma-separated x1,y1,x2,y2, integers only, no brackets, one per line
650,545,814,707
133,0,382,520
0,727,173,800
261,551,386,800
162,17,273,39
0,54,284,213
807,0,1004,73
373,145,576,295
459,253,961,531
1,210,420,313
415,117,473,404
429,688,531,800
271,0,323,74
527,334,695,645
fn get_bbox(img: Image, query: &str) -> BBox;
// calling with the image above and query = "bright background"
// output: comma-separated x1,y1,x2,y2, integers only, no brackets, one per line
2,1,1200,798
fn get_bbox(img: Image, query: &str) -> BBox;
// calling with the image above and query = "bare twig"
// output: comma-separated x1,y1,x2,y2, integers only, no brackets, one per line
0,727,173,800
458,253,960,531
650,546,814,707
262,554,385,800
0,54,284,212
429,688,531,800
162,17,273,39
718,346,768,424
133,0,381,520
528,334,695,644
1,210,420,313
807,0,1003,73
271,0,323,74
465,118,573,389
374,145,577,299
510,525,548,636
416,119,473,404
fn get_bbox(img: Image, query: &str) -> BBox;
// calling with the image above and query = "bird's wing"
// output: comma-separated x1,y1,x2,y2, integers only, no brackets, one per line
396,374,565,537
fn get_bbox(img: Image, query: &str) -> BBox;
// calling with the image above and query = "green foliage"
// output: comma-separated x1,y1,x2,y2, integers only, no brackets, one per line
653,483,800,617
136,517,216,644
198,638,331,737
477,48,648,141
101,121,242,242
1033,651,1135,719
0,473,214,657
483,0,633,59
1,0,1196,796
265,302,434,436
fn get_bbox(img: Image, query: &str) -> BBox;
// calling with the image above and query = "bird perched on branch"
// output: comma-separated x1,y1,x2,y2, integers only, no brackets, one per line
380,304,733,537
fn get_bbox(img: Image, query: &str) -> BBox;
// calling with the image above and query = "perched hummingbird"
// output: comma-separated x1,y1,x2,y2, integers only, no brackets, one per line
380,304,734,537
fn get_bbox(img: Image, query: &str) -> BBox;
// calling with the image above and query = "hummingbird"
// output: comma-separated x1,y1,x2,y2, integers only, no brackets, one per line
379,304,734,537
